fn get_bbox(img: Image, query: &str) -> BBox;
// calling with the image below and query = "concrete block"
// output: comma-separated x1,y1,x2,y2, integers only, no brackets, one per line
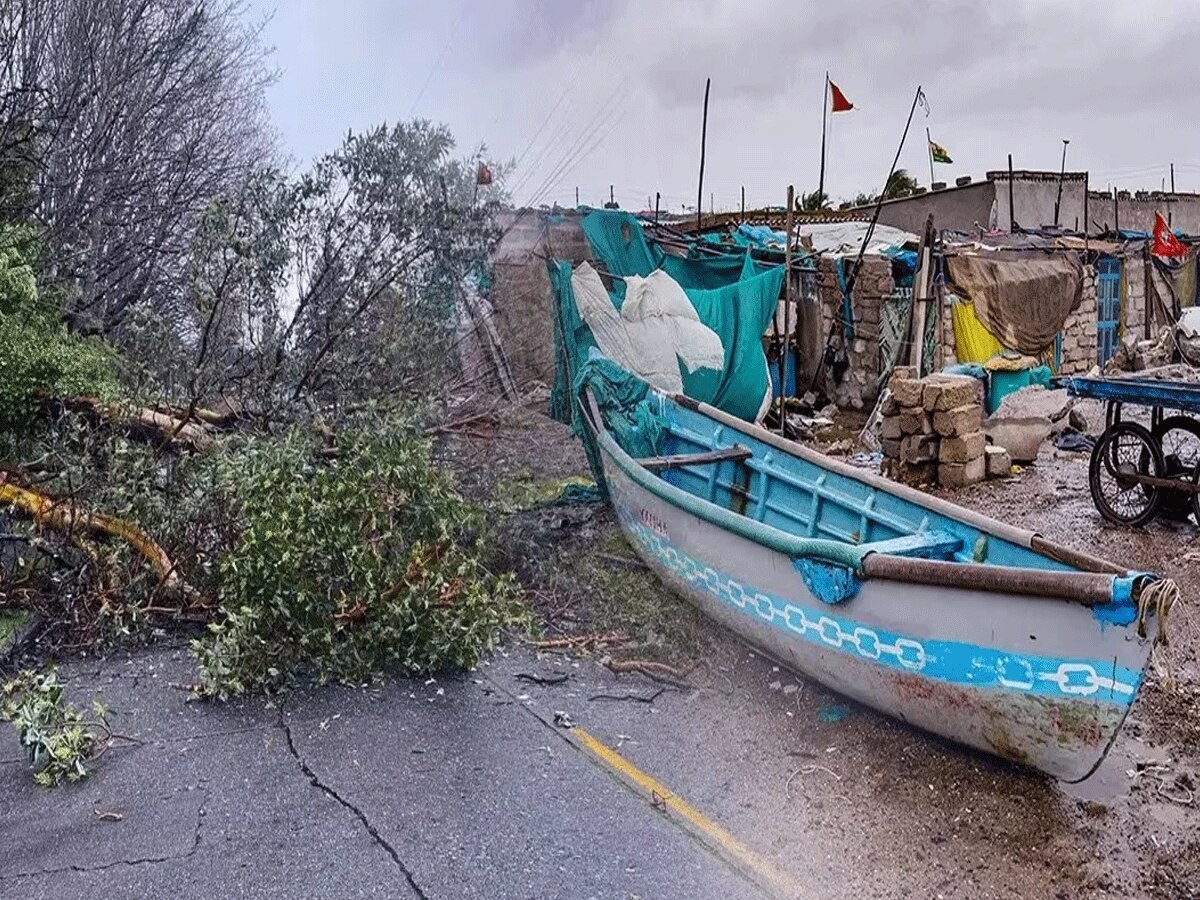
880,415,903,439
985,444,1012,478
939,431,986,463
900,433,939,464
898,407,932,434
932,403,982,437
922,374,978,411
881,437,902,459
938,456,986,488
982,416,1052,463
890,375,924,407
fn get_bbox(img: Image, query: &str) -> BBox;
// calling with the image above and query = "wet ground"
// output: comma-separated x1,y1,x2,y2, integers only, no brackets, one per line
2,401,1197,899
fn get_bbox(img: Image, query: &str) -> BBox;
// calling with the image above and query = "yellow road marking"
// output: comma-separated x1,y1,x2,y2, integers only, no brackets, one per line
572,726,801,899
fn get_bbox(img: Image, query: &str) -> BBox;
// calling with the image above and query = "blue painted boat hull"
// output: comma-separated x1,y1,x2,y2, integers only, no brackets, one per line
589,392,1157,781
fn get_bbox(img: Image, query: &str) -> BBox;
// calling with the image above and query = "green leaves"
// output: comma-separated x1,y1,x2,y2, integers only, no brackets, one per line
1,668,109,786
191,416,521,697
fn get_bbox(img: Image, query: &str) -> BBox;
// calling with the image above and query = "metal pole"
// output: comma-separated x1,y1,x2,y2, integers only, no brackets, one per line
654,191,660,224
740,185,745,222
817,72,829,208
575,186,579,207
926,127,935,188
1084,172,1089,252
696,77,711,233
1170,162,1176,228
1115,189,1120,235
609,184,614,206
1007,153,1015,233
1053,139,1069,227
781,184,795,436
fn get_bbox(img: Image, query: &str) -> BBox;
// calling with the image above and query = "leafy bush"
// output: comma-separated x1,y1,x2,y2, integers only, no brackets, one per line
0,229,117,437
1,668,111,786
192,417,520,696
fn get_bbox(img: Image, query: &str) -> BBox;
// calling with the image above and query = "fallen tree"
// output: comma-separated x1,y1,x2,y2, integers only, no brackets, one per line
0,474,204,607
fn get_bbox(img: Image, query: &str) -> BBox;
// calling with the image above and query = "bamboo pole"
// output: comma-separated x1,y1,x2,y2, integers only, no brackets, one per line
696,77,711,233
780,184,795,436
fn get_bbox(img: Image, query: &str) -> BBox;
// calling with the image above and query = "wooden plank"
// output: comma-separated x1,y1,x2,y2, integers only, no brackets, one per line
638,446,752,472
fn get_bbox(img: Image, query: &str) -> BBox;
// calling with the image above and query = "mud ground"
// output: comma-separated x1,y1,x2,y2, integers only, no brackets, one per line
446,400,1199,900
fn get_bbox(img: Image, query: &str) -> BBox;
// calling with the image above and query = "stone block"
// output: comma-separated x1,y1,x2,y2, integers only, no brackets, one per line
985,444,1012,478
898,407,932,434
891,377,924,407
922,374,978,411
889,365,919,384
880,415,903,439
881,437,902,459
939,431,986,463
880,392,900,415
900,433,939,464
895,460,937,486
981,416,1051,463
938,456,986,488
932,403,982,437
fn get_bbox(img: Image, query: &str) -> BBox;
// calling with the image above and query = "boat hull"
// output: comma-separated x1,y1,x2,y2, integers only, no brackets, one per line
600,449,1150,782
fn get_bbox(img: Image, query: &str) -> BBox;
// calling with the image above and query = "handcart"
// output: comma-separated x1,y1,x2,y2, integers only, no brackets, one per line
1058,376,1200,526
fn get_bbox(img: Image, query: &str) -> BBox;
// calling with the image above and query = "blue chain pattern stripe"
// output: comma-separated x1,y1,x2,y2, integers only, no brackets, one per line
616,508,1141,705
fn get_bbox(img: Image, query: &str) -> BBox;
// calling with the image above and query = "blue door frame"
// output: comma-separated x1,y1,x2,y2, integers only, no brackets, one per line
1096,257,1122,366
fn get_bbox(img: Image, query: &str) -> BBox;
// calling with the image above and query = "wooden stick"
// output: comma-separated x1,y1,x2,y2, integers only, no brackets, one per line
696,77,711,233
781,184,795,435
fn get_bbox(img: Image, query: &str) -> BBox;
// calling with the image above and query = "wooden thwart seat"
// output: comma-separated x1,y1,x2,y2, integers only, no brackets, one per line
637,445,752,472
857,530,963,560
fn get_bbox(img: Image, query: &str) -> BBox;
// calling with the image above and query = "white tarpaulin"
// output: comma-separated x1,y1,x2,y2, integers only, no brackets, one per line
795,221,918,256
571,262,724,393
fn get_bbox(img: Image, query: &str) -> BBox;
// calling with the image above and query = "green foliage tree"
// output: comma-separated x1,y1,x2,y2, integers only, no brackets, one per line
0,227,116,438
799,190,829,212
882,168,919,200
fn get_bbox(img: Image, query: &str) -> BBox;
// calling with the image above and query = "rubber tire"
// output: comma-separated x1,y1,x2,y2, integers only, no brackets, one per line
1089,421,1165,527
1152,416,1200,520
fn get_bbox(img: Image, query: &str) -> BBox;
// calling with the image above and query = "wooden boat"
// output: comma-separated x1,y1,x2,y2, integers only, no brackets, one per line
580,386,1171,782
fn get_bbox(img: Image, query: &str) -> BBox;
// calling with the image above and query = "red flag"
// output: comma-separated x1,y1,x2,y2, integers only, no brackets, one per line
1153,212,1188,257
475,161,493,186
829,81,854,113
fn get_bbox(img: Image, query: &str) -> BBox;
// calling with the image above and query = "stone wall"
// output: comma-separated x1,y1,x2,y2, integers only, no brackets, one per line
817,255,894,409
1124,250,1148,340
489,211,591,390
1059,266,1098,374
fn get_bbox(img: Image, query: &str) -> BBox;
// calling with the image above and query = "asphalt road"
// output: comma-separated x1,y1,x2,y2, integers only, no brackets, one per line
0,644,770,900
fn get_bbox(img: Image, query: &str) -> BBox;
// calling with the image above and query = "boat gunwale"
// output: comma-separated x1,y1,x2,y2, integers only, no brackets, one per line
582,388,1138,607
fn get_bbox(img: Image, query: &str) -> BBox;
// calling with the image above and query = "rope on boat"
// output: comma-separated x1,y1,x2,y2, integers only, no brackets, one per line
1138,578,1181,691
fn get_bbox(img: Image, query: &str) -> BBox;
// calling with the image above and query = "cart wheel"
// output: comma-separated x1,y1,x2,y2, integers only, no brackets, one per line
1089,422,1165,526
1151,416,1200,518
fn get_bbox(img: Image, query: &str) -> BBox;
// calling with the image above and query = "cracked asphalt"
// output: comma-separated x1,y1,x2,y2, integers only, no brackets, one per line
0,643,769,900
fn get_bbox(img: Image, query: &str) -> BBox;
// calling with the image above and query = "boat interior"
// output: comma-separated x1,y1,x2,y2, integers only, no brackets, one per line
632,395,1078,575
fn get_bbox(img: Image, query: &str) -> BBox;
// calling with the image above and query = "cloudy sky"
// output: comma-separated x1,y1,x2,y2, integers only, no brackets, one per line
248,0,1199,212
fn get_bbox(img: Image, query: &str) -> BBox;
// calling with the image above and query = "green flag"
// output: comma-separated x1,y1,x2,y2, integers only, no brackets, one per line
929,139,952,164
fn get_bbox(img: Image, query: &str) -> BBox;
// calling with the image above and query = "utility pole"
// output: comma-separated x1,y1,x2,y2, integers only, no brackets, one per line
696,77,711,233
1053,139,1069,227
575,186,579,207
740,185,745,222
654,192,660,224
609,184,614,206
1007,153,1015,233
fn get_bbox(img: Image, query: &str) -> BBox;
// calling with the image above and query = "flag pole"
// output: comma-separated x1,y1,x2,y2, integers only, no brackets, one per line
696,77,711,233
926,127,935,188
845,84,923,300
817,72,828,208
